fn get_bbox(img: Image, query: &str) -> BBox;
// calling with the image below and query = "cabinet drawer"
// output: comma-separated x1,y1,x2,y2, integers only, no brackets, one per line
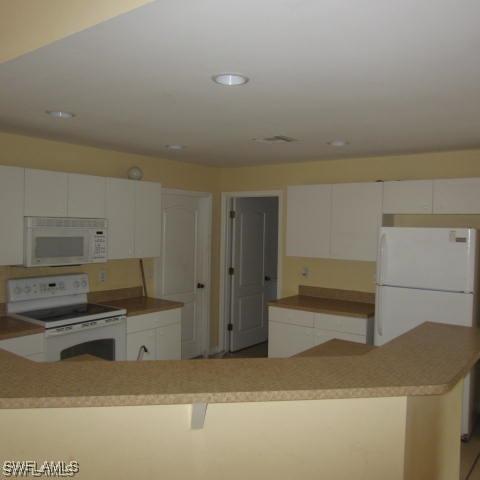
127,309,181,334
127,329,157,361
269,306,315,328
314,313,368,336
268,321,315,358
0,333,44,356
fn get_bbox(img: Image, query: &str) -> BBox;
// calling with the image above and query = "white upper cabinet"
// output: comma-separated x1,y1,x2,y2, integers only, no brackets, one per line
25,169,68,217
382,180,433,214
106,177,135,259
0,165,24,265
67,173,106,218
286,184,332,258
330,182,383,261
134,180,162,258
433,178,480,214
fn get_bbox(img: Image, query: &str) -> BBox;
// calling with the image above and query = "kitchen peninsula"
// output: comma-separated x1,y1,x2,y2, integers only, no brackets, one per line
0,322,479,480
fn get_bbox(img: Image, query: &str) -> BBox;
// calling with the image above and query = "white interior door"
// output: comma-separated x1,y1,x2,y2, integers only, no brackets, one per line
230,197,278,352
158,193,209,358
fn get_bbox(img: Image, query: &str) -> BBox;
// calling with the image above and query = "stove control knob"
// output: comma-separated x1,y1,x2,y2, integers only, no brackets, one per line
14,286,22,295
74,280,80,288
24,286,31,294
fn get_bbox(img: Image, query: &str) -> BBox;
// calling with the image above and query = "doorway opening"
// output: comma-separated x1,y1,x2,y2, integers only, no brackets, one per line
219,191,282,354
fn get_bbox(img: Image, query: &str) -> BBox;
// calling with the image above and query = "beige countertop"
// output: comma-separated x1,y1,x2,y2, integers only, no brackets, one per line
0,316,44,341
100,296,183,317
0,322,479,409
269,285,375,318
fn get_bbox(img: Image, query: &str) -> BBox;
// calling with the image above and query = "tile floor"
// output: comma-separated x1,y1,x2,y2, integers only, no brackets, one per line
210,342,480,479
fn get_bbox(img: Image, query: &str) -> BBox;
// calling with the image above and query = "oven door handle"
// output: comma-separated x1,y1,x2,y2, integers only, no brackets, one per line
137,345,149,361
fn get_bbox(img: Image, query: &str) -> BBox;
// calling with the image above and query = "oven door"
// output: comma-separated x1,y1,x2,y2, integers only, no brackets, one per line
25,227,91,267
44,317,126,362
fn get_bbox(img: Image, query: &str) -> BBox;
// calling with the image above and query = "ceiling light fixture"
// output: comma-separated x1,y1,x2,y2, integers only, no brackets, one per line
327,140,349,147
164,144,185,151
46,110,75,119
212,73,249,86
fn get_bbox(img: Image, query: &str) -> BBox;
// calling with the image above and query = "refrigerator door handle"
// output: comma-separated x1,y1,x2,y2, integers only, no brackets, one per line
376,232,387,285
376,288,383,337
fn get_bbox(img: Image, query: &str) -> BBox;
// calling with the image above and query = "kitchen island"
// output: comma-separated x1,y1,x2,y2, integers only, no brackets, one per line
0,322,479,479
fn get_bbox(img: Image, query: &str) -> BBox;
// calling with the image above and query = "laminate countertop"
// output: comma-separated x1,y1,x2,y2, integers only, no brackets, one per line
99,296,183,317
269,295,375,318
0,316,44,341
0,322,479,409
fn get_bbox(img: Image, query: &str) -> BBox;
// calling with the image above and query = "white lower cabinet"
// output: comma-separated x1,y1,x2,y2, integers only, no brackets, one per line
0,333,45,361
268,306,373,358
126,309,181,361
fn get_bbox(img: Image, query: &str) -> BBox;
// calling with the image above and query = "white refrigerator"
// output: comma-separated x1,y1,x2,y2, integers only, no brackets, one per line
375,227,479,438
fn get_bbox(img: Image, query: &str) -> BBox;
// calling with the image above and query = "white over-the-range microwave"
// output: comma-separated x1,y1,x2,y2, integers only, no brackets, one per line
24,217,108,267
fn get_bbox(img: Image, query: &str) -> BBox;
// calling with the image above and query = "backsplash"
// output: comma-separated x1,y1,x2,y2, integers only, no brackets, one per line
0,258,154,304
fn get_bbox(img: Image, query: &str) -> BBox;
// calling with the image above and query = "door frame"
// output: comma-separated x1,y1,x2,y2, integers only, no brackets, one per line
154,188,213,357
218,190,284,354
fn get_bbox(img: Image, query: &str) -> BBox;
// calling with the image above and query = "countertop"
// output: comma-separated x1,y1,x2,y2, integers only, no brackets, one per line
0,322,479,409
99,296,183,317
0,316,44,341
268,285,375,318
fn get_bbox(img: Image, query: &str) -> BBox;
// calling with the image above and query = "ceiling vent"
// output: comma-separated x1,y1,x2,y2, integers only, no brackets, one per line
254,135,297,144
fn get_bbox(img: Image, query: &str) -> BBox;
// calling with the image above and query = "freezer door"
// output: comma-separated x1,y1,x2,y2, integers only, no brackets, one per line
374,285,474,346
377,227,477,292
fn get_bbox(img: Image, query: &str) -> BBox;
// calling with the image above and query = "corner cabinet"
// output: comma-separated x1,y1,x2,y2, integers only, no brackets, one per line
0,165,24,265
330,182,383,262
126,308,181,361
268,306,373,358
433,178,480,214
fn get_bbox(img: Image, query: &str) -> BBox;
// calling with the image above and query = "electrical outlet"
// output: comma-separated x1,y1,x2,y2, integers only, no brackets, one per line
99,270,107,283
301,266,309,278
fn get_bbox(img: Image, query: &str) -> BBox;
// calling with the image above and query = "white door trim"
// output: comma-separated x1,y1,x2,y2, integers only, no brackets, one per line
218,190,284,353
155,188,213,357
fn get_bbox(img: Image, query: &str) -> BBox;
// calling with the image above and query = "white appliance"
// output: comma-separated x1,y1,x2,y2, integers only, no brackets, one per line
24,217,108,267
375,227,479,438
7,273,126,361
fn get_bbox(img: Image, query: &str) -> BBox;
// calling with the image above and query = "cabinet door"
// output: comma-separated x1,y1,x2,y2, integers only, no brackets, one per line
268,321,315,358
433,178,480,214
0,165,24,265
157,322,181,360
68,173,106,218
126,328,157,361
106,178,135,259
134,181,162,258
286,184,331,258
382,180,433,214
330,182,383,261
25,169,68,217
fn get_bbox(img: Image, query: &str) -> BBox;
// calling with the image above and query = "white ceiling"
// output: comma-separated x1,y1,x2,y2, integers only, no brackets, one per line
1,0,480,166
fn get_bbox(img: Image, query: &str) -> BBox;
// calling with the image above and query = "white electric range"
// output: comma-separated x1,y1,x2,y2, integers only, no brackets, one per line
7,273,126,361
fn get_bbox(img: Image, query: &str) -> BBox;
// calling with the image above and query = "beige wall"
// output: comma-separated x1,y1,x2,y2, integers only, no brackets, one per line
0,0,153,64
0,384,463,479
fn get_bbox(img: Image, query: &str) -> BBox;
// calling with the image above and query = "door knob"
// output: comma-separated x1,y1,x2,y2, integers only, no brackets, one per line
197,283,205,289
264,276,271,281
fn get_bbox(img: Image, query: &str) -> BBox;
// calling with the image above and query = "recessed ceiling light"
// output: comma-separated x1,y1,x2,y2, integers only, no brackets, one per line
212,73,249,86
164,144,185,151
46,110,75,119
327,140,349,147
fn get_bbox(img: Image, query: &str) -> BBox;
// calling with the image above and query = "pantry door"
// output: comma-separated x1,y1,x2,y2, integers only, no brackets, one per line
157,191,211,358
